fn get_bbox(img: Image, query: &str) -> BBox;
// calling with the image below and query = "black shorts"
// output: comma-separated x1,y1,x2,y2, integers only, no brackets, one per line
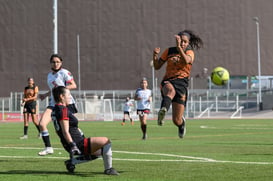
77,138,92,155
161,78,189,106
124,111,130,115
23,101,37,114
137,109,150,115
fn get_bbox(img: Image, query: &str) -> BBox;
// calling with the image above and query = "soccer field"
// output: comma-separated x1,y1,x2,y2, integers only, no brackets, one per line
1,118,273,181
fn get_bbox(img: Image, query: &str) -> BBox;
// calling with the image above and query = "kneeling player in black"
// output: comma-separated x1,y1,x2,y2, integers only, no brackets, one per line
52,86,119,175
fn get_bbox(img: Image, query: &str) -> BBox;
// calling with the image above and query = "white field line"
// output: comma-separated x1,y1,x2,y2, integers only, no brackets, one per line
114,150,216,162
0,146,63,150
200,125,273,130
0,155,68,159
0,146,273,165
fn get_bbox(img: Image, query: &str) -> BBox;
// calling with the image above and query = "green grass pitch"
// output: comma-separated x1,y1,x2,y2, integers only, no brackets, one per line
1,118,273,181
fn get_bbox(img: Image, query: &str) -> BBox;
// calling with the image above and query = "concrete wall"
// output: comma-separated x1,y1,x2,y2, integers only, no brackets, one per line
0,0,273,96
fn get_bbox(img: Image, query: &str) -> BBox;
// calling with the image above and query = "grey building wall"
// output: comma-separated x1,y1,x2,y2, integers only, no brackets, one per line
0,0,272,96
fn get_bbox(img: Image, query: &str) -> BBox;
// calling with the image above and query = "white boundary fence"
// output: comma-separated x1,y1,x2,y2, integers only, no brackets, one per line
0,89,266,122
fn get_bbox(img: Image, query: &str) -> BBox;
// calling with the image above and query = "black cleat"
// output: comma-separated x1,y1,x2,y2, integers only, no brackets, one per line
157,107,167,126
142,134,148,140
104,168,119,175
178,116,186,138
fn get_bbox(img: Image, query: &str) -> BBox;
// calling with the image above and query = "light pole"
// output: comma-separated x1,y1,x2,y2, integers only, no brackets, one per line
53,0,58,54
77,35,81,99
253,16,262,110
150,60,156,116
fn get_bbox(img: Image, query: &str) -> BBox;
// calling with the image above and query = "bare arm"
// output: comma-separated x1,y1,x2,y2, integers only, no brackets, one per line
148,95,152,102
39,90,51,101
153,47,165,70
134,93,141,100
175,35,193,64
60,119,73,143
66,79,77,90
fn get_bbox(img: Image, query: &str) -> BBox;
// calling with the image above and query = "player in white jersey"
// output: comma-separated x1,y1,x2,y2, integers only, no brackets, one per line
121,97,134,126
38,54,77,156
47,68,76,106
134,78,152,140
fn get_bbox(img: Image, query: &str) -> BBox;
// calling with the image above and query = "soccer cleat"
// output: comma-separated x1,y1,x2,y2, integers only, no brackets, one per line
142,133,147,140
19,135,28,139
104,168,119,175
157,107,167,126
130,120,134,125
65,160,76,173
38,147,54,156
178,116,186,138
121,122,125,126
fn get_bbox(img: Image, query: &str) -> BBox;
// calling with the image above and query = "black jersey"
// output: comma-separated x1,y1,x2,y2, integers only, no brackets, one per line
52,104,83,152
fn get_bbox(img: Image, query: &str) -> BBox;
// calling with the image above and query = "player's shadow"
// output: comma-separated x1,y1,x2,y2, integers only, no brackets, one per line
0,170,105,177
0,169,124,177
0,158,124,177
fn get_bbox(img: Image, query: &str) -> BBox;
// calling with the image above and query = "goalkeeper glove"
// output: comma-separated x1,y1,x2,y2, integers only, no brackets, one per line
69,142,81,157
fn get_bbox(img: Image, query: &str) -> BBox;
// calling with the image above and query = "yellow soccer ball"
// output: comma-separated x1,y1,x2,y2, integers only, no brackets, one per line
211,67,230,86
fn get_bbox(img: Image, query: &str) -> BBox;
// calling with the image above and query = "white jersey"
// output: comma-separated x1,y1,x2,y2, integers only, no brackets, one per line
135,88,152,110
47,68,75,106
123,100,133,112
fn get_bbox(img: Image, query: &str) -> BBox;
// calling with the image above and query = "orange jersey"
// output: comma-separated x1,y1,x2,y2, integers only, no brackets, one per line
160,47,194,80
24,85,39,101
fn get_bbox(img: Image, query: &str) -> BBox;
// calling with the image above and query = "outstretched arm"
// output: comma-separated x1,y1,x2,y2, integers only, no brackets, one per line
39,90,51,101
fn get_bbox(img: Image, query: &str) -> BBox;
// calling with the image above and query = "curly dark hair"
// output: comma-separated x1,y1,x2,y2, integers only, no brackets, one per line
178,30,203,50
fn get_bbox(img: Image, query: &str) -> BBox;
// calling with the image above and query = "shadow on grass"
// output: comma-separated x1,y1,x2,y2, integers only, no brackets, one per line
0,169,124,177
0,159,123,177
0,170,108,177
240,153,273,156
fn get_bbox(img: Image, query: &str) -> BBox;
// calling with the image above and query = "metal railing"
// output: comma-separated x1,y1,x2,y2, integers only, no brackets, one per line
0,88,268,121
230,106,244,118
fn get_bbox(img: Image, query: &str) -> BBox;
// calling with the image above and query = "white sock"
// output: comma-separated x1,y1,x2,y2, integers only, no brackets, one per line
41,130,49,136
102,143,112,170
